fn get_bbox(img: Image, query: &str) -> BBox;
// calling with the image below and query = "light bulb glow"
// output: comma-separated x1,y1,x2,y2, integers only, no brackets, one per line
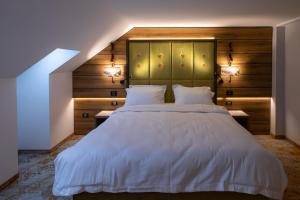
104,66,121,77
221,65,240,76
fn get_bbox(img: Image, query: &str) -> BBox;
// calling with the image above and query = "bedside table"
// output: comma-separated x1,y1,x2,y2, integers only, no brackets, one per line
95,110,114,127
228,110,249,129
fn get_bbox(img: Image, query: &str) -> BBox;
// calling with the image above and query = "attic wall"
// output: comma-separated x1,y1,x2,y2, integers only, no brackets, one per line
17,49,79,150
284,20,300,145
73,27,272,135
0,79,18,186
50,72,74,148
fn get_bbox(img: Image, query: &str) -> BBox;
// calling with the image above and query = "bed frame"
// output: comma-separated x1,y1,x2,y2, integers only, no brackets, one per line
73,39,272,200
74,192,271,200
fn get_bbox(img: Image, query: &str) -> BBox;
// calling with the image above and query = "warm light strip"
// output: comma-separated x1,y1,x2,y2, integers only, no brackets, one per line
74,97,270,101
73,98,126,101
217,97,271,101
128,37,215,40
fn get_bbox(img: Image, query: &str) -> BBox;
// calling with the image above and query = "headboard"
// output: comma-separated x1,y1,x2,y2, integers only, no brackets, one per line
126,40,217,102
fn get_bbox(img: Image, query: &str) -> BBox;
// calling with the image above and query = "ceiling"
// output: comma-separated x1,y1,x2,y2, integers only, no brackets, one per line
1,0,300,78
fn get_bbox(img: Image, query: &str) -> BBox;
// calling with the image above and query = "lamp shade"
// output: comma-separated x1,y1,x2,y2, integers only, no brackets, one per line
104,66,121,77
221,65,240,76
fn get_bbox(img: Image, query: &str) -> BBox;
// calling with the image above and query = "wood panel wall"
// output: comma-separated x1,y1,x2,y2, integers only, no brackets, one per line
73,27,272,135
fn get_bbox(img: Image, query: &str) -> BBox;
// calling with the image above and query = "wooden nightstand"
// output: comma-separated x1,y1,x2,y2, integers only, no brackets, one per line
228,110,249,129
95,110,114,127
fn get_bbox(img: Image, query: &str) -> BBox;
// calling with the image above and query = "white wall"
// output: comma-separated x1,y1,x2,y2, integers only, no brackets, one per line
271,26,285,136
1,1,300,78
17,55,51,150
283,20,300,145
0,79,18,185
17,49,79,150
49,72,74,148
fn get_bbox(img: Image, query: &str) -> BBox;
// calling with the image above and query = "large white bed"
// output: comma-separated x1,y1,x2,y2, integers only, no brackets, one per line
53,104,287,200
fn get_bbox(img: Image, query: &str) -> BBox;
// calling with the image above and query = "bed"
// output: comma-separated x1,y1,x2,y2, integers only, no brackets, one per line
53,40,287,200
53,104,287,199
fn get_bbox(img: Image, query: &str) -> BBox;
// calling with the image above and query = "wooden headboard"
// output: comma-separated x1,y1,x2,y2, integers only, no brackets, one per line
127,40,217,102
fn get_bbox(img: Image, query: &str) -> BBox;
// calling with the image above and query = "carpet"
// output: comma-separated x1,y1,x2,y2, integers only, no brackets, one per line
0,135,299,200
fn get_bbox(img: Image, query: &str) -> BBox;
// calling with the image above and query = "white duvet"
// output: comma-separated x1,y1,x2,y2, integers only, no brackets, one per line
53,104,287,199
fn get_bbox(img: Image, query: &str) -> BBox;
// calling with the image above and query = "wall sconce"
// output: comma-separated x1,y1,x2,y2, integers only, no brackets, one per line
221,42,240,83
221,64,240,83
104,64,121,83
104,42,121,83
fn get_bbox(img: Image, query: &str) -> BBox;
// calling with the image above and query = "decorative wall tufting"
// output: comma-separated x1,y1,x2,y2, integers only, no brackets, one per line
128,40,216,102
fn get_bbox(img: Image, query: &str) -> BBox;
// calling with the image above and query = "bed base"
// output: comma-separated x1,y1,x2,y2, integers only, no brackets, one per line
74,192,272,200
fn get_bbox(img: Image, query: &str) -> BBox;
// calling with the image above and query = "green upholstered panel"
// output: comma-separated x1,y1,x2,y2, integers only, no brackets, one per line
172,80,193,87
128,40,215,102
194,42,215,80
150,42,171,80
129,42,149,80
172,42,193,80
194,80,215,90
129,80,150,85
150,80,172,102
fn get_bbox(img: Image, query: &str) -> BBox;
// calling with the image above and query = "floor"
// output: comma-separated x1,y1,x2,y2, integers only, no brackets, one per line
0,135,299,200
0,135,81,200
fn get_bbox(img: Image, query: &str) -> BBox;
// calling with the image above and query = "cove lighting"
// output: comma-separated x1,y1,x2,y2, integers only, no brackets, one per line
217,97,271,101
128,37,215,40
74,97,271,102
73,98,126,101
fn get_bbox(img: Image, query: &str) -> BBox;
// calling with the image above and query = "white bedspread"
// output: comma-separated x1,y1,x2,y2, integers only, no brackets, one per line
53,104,287,199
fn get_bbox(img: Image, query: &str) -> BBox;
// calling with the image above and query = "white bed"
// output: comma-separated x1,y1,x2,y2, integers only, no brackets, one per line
53,104,287,199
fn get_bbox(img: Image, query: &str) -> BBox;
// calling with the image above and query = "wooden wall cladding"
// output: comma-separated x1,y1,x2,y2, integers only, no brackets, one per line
217,98,270,134
73,27,272,135
74,99,125,134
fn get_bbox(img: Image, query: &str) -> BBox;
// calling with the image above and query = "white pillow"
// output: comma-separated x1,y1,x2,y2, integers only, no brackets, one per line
125,85,166,106
173,84,214,105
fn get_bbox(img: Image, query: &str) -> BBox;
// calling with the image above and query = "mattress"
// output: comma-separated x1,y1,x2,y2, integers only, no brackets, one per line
53,104,287,199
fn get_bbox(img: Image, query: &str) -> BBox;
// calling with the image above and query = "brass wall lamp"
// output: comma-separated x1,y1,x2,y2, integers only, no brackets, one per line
221,42,240,83
104,42,121,83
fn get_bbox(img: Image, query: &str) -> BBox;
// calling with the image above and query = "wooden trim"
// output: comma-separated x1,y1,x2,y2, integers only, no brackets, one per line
18,150,50,154
286,136,300,149
50,133,74,153
271,134,300,149
213,39,218,103
0,173,19,192
272,134,286,139
275,135,286,139
18,133,74,154
74,192,270,200
126,39,130,88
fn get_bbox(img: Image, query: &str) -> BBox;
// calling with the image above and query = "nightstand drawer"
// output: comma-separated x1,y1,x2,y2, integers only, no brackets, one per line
229,110,249,130
95,110,113,127
234,117,248,129
95,118,109,127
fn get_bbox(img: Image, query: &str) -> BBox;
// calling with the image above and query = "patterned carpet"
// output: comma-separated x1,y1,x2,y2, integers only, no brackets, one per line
0,135,299,200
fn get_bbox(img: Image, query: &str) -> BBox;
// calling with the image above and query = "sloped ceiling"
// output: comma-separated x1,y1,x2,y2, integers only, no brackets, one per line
1,0,300,78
